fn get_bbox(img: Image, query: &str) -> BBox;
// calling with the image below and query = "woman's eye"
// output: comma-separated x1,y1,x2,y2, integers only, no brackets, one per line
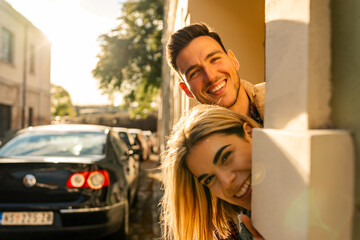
221,151,231,164
203,175,214,186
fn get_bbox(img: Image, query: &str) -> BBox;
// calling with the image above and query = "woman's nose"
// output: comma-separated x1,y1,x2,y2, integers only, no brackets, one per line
218,170,236,191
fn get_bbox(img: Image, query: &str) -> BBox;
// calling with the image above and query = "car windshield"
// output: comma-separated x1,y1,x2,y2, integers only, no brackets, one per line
0,131,107,157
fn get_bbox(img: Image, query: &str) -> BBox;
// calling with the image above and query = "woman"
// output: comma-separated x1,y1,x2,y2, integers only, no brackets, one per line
160,104,263,240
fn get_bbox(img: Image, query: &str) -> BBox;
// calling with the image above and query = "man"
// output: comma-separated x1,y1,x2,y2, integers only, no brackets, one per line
166,22,265,239
166,23,265,125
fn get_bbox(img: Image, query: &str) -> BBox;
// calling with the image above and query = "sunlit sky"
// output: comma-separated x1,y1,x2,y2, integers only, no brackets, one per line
6,0,124,106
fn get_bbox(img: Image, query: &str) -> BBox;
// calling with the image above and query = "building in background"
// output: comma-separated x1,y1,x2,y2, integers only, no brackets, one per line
0,0,51,139
160,0,358,239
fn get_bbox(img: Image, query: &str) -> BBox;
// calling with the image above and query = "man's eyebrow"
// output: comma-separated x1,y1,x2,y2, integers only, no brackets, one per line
205,50,223,61
184,50,224,78
213,144,231,164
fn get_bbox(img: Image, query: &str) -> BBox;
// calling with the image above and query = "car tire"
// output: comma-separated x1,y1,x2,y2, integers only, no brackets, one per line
106,200,129,240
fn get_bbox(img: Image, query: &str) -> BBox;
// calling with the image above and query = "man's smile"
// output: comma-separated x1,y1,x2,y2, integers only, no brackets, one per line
208,79,227,94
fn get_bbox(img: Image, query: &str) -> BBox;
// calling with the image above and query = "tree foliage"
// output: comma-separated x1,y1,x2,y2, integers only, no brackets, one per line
92,0,163,118
51,84,76,117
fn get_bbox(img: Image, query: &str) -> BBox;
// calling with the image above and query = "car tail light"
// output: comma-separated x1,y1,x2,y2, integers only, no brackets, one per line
66,170,109,190
67,172,87,188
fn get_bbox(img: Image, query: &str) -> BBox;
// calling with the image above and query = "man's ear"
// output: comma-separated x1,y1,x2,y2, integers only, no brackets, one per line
243,122,253,142
227,49,240,71
179,82,195,98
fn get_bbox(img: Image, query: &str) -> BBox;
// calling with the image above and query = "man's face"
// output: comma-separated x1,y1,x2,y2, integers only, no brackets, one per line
176,36,241,108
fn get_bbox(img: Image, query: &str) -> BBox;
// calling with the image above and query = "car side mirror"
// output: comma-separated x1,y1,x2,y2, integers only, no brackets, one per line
125,149,134,156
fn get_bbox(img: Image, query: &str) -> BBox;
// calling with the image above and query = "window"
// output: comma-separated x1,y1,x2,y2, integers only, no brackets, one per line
0,131,107,157
0,104,11,140
28,107,33,126
30,45,35,73
1,28,14,64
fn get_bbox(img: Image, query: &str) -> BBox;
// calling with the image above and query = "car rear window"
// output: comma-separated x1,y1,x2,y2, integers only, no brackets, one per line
0,131,107,157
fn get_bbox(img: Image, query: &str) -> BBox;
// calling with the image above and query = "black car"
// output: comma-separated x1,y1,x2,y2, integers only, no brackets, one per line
113,127,141,162
112,127,140,206
0,124,136,239
128,128,150,161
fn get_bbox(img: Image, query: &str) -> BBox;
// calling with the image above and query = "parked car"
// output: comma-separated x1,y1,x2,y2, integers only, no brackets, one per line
142,130,159,154
0,124,136,239
128,128,150,161
113,127,141,162
112,127,140,205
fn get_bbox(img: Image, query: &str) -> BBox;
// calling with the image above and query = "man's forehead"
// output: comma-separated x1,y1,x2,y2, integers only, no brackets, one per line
176,36,225,74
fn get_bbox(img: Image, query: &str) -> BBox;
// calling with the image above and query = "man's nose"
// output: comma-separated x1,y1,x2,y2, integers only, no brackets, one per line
203,65,217,83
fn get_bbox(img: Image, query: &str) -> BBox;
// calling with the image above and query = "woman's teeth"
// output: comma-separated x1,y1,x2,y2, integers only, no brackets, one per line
234,178,251,198
210,81,225,93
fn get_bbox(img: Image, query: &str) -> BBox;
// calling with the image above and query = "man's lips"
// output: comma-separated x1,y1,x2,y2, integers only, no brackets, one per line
208,80,226,94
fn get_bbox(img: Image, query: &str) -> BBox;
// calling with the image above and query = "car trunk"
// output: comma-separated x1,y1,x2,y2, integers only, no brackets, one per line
0,157,104,205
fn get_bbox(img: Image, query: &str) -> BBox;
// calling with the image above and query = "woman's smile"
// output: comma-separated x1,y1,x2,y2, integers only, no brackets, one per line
234,176,251,199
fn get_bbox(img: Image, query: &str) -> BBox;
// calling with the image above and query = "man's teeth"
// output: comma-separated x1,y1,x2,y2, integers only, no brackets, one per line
235,178,251,198
210,81,225,93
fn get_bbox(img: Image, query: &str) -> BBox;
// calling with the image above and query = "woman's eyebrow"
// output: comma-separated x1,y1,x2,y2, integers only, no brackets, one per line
198,174,208,182
213,144,231,164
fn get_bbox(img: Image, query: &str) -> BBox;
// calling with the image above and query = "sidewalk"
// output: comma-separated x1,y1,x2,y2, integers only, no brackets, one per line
127,155,163,240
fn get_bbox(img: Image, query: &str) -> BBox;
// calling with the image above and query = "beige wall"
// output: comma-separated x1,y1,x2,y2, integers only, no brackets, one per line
189,0,265,84
0,0,51,134
331,1,360,238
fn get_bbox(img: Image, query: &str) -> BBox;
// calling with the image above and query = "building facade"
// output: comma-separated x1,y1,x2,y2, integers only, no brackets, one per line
160,0,359,239
0,0,51,139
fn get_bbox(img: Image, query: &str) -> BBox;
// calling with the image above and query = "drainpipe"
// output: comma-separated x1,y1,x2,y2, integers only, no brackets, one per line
21,24,28,129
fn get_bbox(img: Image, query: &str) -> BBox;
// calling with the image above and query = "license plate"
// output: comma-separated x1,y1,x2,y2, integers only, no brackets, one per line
0,212,54,225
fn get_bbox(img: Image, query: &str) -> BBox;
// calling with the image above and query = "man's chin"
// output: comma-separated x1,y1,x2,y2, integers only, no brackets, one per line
218,99,237,109
196,95,236,108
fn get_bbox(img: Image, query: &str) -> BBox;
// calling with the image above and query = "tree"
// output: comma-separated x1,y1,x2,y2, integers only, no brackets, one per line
51,84,76,117
92,0,163,118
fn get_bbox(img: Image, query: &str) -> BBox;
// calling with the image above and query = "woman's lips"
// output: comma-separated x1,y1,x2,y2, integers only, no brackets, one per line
234,176,251,199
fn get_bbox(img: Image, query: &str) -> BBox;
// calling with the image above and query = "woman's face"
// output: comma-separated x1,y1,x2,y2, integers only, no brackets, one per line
186,132,252,209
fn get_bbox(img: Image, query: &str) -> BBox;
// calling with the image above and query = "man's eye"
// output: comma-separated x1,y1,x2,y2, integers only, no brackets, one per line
222,151,231,164
211,57,220,63
189,70,199,79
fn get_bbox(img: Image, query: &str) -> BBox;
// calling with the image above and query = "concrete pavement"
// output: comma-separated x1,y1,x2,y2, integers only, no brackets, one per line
127,155,163,240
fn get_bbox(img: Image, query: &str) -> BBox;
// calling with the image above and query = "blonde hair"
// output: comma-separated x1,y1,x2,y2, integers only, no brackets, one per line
160,104,261,240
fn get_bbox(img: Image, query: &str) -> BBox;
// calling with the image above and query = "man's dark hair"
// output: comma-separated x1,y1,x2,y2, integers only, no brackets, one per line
166,23,227,73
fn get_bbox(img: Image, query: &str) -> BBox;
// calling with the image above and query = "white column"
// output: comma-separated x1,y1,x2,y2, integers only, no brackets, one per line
253,0,355,239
